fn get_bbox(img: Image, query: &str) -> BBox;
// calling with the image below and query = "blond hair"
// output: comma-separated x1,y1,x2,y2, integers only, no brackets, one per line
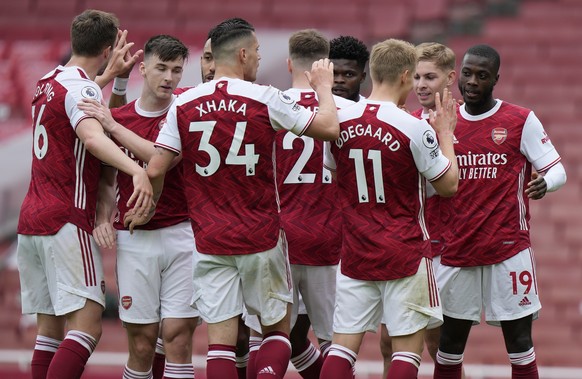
416,42,456,72
369,39,416,84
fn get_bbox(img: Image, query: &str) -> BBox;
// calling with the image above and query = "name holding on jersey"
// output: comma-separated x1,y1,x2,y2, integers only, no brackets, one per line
335,123,400,151
457,151,508,180
35,83,55,102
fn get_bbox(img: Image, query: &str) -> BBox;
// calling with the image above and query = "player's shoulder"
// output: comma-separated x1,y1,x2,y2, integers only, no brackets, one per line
111,99,137,119
498,100,532,118
333,95,355,110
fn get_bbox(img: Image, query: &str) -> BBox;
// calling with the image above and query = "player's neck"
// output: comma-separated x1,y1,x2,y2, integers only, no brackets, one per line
138,92,173,113
65,56,101,81
367,83,402,105
291,73,312,90
213,65,245,81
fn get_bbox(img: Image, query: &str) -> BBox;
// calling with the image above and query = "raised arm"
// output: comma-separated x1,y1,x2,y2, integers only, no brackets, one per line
303,58,340,141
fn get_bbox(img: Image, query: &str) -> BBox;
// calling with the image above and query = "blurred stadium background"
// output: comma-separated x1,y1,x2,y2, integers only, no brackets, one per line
0,0,581,378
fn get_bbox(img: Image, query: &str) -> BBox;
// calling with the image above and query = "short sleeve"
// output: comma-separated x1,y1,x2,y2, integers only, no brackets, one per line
411,120,451,182
63,78,103,129
155,101,182,154
267,88,316,136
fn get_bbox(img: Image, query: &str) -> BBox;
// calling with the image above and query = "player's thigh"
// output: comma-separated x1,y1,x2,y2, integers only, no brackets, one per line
333,268,383,334
238,232,293,327
22,224,105,316
300,264,337,341
484,248,541,325
437,263,483,323
117,229,163,324
193,252,243,324
159,222,199,320
382,257,442,337
17,234,52,315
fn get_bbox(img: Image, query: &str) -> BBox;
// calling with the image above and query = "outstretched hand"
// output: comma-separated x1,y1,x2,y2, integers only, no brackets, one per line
96,29,143,87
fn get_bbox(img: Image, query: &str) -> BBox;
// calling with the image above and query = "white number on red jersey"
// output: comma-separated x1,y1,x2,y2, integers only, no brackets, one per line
189,120,259,176
32,104,48,160
282,133,332,184
349,148,386,203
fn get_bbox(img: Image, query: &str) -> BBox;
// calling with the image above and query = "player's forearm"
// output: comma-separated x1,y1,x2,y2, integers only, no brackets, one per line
84,132,145,178
95,167,117,224
306,89,339,141
541,162,567,192
109,125,157,163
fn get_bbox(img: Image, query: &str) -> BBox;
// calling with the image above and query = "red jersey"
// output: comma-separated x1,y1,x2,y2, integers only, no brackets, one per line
327,100,452,281
276,89,353,265
155,78,316,255
110,98,189,230
440,101,562,267
18,66,103,235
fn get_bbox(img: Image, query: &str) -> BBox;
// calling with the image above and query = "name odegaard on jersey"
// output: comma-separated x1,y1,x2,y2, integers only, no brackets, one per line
196,99,247,117
457,151,508,180
335,123,400,151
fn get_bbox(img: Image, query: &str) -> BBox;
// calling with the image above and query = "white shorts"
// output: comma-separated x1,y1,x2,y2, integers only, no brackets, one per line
193,231,293,325
291,264,337,341
334,257,442,336
437,248,541,325
17,223,106,316
116,222,199,324
381,255,442,326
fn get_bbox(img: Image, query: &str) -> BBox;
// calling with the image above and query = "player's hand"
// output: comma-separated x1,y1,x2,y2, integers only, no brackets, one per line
78,99,117,133
429,88,457,135
123,207,155,234
305,58,334,92
525,171,547,199
126,170,154,219
96,29,143,86
93,222,116,249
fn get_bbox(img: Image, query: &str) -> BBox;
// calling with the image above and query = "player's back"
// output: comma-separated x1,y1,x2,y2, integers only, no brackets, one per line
275,89,353,265
331,100,439,281
18,66,103,236
161,78,314,255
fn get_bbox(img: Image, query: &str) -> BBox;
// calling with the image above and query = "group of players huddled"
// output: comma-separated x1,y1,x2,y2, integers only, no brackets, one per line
16,9,566,379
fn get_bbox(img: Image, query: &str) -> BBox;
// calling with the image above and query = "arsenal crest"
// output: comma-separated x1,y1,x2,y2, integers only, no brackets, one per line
491,128,507,145
121,296,133,310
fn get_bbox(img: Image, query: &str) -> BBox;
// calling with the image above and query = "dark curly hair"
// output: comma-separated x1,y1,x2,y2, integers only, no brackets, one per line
329,36,370,70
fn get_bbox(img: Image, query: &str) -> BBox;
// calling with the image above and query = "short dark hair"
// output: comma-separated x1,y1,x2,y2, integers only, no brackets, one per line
465,44,501,74
209,18,255,60
71,9,119,57
329,35,370,70
144,35,189,62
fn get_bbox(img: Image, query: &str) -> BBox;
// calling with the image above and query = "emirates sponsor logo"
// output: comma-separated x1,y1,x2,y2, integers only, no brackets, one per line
492,128,507,145
121,296,133,310
519,296,531,307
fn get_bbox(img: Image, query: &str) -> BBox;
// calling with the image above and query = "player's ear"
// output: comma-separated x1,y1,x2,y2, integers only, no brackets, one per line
139,61,146,77
447,70,456,87
287,58,292,74
102,45,112,60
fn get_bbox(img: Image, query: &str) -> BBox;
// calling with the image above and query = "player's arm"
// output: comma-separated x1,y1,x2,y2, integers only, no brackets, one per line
303,58,340,141
428,89,458,197
526,162,566,199
78,99,156,162
76,118,152,213
94,165,118,249
95,29,143,106
124,146,176,232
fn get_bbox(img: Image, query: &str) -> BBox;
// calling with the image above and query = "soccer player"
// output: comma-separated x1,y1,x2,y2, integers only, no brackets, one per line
125,17,339,379
433,44,567,379
201,37,215,83
16,10,152,379
320,38,459,379
379,41,459,377
329,35,369,102
277,28,354,379
80,35,199,379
